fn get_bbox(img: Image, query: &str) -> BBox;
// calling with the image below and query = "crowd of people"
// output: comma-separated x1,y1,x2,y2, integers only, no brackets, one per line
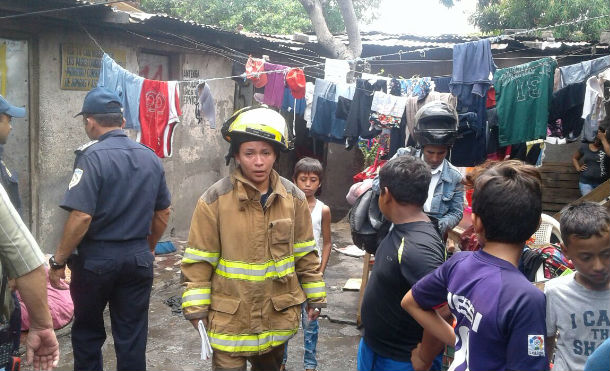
0,83,608,371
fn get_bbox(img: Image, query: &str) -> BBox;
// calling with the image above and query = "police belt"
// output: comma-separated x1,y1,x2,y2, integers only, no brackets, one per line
76,238,149,254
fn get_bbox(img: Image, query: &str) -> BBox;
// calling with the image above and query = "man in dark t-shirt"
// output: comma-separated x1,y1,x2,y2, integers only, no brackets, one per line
358,156,446,371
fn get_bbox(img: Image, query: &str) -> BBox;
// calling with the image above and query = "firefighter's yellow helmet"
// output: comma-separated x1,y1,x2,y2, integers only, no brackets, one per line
221,105,288,150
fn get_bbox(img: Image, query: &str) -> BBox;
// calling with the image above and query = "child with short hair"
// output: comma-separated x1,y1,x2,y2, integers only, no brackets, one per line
281,157,331,371
358,155,446,371
402,160,548,371
545,202,610,370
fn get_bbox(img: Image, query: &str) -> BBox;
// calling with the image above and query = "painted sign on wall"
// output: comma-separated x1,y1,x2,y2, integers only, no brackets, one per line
60,44,126,90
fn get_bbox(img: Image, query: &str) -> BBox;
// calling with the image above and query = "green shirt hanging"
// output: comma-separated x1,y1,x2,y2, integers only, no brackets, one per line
494,57,557,147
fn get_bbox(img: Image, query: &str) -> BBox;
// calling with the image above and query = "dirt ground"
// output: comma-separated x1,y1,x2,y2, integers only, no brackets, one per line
51,219,365,371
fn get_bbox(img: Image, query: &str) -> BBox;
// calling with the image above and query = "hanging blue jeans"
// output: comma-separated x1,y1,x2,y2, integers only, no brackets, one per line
282,303,319,369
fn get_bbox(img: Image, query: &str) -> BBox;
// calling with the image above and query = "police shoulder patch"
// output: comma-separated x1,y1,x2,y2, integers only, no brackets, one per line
69,168,84,190
74,140,99,154
527,335,545,356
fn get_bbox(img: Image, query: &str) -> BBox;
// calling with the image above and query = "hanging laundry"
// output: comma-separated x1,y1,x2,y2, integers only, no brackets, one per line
486,87,496,108
369,91,407,130
344,79,387,147
139,80,181,158
450,39,496,105
582,72,610,142
432,76,451,93
453,89,488,166
281,87,306,116
324,59,351,84
336,96,352,121
493,57,557,147
303,82,315,125
286,68,306,99
310,96,346,143
310,79,336,126
548,81,585,142
336,83,356,100
559,55,610,89
97,53,144,130
196,81,216,128
486,107,499,155
245,56,267,88
263,62,288,108
393,77,432,100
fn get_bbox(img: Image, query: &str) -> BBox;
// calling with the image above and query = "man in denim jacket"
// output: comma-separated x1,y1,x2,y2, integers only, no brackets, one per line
374,101,464,236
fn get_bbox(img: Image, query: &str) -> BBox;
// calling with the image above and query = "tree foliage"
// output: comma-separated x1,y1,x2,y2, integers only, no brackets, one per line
471,0,609,41
140,0,380,34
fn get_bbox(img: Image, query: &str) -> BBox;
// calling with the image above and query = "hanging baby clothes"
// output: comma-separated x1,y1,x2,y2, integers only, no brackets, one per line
559,55,610,89
324,59,350,84
493,57,557,147
344,79,387,148
97,53,144,130
369,91,407,130
139,80,181,158
196,82,216,128
450,39,496,107
262,62,288,108
548,81,585,142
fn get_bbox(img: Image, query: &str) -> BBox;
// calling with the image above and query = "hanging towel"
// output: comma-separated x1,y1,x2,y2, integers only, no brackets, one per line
97,53,144,130
450,39,496,103
324,58,350,84
197,82,216,128
139,80,181,158
494,57,557,147
263,62,288,108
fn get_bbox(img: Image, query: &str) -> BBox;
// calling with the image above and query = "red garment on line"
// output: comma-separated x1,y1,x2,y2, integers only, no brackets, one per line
139,80,181,158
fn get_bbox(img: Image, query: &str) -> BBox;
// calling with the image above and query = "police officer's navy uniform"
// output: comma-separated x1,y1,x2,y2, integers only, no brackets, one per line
61,129,171,371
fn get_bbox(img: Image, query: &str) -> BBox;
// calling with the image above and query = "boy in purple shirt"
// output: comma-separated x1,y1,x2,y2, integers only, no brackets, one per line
402,160,548,371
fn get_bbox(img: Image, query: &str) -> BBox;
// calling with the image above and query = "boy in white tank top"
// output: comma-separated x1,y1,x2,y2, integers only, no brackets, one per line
281,157,332,371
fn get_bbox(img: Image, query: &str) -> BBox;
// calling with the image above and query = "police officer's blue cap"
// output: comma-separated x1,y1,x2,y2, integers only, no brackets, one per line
0,94,25,118
74,87,123,117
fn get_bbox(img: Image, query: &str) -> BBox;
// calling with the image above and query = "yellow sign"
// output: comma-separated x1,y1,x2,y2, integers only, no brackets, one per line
0,44,6,96
60,44,127,91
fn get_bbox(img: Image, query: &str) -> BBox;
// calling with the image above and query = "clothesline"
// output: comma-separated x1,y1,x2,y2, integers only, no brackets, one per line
80,12,607,85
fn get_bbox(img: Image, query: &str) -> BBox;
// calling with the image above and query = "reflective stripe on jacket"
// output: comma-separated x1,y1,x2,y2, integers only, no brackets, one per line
181,168,327,355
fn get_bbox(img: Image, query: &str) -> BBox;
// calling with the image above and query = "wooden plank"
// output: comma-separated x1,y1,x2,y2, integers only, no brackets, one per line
541,179,580,189
539,166,578,174
356,253,372,327
552,180,610,220
541,187,582,198
542,172,580,181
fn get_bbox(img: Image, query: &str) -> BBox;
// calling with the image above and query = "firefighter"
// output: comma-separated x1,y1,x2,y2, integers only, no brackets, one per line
181,106,327,371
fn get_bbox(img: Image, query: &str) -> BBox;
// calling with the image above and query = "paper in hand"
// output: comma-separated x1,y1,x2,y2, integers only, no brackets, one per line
198,320,213,360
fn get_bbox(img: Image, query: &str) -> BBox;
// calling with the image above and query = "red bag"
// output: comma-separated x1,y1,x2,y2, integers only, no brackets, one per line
353,146,386,183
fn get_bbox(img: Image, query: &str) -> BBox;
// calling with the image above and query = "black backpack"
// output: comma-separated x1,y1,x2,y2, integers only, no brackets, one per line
348,188,390,254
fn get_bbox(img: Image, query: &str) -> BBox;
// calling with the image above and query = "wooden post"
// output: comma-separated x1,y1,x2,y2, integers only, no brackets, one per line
356,252,372,327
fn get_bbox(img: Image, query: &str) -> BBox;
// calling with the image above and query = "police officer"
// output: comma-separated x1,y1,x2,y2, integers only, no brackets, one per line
48,87,171,371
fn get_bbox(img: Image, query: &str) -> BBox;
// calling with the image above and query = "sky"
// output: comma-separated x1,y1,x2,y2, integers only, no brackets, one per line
364,0,479,35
